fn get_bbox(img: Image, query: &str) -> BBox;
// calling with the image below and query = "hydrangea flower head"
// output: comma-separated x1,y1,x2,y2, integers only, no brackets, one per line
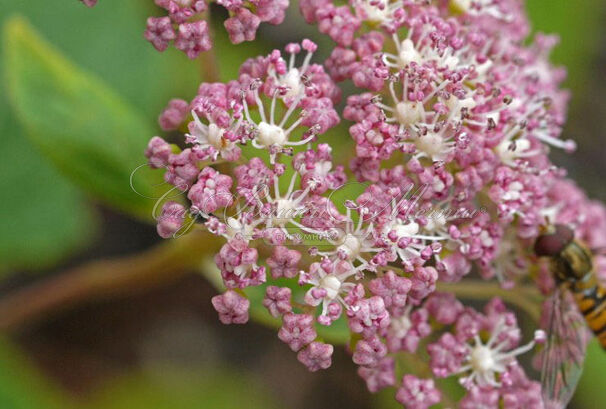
140,1,606,407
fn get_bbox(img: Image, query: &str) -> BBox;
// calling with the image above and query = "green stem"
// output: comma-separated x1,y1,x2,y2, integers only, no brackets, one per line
0,231,220,331
383,265,544,322
199,11,221,82
437,281,543,323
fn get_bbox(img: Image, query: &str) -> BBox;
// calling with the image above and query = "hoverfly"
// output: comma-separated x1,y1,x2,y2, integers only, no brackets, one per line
534,224,606,408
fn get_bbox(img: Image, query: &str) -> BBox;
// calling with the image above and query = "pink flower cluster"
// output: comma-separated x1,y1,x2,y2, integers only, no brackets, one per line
82,1,291,54
143,3,606,408
143,0,288,58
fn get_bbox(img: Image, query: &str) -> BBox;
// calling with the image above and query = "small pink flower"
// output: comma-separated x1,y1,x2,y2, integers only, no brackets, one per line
500,364,544,409
278,313,317,351
352,335,387,366
350,157,380,182
256,0,289,24
386,308,431,353
224,8,261,44
144,17,176,52
165,149,199,190
297,341,333,372
409,266,439,302
215,238,266,289
349,119,399,161
157,201,186,239
369,270,412,315
352,32,384,58
211,290,250,324
175,21,212,59
438,252,472,282
235,158,274,194
427,333,468,378
425,292,464,325
160,0,207,24
145,136,172,169
294,144,345,194
357,357,395,393
325,47,357,82
159,99,189,131
316,5,360,47
188,167,234,214
459,386,500,408
263,286,292,318
299,0,328,23
395,375,441,409
347,296,390,339
267,246,301,278
300,97,340,134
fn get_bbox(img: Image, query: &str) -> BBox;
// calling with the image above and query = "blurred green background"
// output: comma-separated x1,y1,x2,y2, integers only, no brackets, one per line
0,0,605,408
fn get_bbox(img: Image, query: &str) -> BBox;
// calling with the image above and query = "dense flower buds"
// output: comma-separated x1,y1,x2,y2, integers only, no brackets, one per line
140,4,606,409
141,0,289,58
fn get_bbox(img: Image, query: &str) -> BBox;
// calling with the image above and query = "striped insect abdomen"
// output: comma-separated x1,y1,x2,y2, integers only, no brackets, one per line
535,226,606,349
560,241,606,349
572,278,606,348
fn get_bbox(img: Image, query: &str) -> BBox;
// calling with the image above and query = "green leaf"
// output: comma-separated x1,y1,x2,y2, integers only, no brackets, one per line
3,17,164,220
526,0,603,93
571,339,606,408
0,338,71,409
85,367,280,409
0,0,201,121
0,21,95,273
0,98,95,273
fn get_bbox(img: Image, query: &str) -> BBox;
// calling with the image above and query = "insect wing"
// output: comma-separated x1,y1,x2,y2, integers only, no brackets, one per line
540,288,587,409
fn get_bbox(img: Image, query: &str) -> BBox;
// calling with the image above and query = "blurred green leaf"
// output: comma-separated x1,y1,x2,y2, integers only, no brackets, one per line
526,0,604,94
85,367,280,409
0,0,200,121
3,17,164,220
0,338,71,409
0,98,95,273
0,18,95,273
571,339,606,409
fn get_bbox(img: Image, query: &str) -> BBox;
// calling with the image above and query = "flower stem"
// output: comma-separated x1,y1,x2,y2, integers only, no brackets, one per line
385,264,543,322
200,44,221,83
436,281,543,322
0,231,220,331
199,11,221,82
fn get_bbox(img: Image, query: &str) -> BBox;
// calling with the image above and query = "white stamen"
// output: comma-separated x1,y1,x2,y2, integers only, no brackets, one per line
395,101,425,126
319,275,342,300
256,122,287,147
398,39,421,68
